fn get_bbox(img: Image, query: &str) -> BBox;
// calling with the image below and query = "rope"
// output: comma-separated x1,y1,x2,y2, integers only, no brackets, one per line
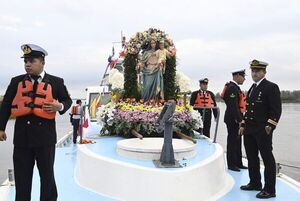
278,163,300,170
238,155,300,171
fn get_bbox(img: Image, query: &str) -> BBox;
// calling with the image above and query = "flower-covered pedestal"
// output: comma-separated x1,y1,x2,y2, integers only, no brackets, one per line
97,101,202,139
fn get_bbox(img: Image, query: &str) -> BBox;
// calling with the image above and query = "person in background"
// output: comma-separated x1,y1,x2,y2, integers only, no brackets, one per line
221,69,247,171
71,99,82,144
190,78,218,138
0,44,72,201
239,59,282,199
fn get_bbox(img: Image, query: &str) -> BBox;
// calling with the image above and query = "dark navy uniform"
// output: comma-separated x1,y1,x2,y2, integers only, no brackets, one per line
240,60,281,198
222,74,246,170
0,44,72,201
190,78,217,138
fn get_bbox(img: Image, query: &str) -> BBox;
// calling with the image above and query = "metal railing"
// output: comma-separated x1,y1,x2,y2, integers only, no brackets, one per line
192,106,220,143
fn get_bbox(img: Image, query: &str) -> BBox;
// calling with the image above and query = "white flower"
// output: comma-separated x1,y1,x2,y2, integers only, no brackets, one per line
107,117,114,126
176,71,191,93
191,110,203,129
96,103,116,125
108,69,124,89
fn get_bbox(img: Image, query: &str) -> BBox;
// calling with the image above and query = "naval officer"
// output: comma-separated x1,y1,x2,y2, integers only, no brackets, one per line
0,44,72,201
221,69,247,171
239,59,282,199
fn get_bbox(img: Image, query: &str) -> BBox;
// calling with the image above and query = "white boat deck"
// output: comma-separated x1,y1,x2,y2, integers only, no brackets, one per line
2,137,300,201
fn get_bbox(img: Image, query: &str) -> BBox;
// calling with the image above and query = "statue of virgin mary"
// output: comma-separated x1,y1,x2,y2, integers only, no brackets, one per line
140,39,164,101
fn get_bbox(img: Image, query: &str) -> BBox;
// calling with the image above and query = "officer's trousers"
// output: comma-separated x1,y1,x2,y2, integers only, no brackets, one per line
199,109,212,138
72,118,80,144
225,121,243,168
244,125,276,193
13,146,57,201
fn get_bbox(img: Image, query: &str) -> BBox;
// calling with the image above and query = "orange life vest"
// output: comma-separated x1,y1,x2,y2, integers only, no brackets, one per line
194,91,215,108
11,79,56,119
239,91,246,113
220,83,228,99
221,83,246,113
71,105,80,115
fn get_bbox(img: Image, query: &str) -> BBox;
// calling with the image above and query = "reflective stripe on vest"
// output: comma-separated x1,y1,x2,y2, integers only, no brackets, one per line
194,92,214,108
11,80,56,119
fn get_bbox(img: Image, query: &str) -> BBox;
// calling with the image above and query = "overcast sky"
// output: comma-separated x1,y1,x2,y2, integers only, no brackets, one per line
1,0,299,98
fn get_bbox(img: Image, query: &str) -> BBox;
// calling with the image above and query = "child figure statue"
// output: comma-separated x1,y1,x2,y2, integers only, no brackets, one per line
155,40,171,74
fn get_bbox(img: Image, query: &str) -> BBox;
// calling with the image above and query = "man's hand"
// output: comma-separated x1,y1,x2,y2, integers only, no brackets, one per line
265,126,272,135
238,127,245,136
43,100,62,113
0,130,7,141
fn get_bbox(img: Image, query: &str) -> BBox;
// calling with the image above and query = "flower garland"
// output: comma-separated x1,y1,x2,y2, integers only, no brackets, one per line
126,28,176,56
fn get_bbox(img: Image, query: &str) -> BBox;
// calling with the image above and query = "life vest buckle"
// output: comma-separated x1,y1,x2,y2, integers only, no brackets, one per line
27,91,35,98
27,102,35,109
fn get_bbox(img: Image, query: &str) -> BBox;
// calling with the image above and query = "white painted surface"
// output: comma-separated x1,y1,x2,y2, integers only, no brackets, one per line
75,142,234,201
0,180,9,201
117,138,197,160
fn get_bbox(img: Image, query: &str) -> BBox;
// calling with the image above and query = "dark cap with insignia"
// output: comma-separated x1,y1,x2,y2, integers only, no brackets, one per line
199,78,209,84
249,59,268,69
21,44,48,58
232,69,246,76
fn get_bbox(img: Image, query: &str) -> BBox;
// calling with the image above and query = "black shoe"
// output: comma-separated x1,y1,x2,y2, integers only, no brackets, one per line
228,166,240,172
256,190,276,199
240,183,262,191
238,165,248,169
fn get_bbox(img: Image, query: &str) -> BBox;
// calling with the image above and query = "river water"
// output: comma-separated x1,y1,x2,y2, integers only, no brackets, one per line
1,103,300,184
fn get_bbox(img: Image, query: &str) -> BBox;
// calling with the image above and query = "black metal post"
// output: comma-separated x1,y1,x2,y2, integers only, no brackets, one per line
160,120,175,165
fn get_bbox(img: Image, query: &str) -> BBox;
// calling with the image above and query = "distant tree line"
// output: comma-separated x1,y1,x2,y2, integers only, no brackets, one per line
280,90,300,103
215,90,300,103
1,90,300,109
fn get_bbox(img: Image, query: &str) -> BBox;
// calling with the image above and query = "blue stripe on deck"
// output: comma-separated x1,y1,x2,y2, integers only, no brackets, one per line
6,137,300,200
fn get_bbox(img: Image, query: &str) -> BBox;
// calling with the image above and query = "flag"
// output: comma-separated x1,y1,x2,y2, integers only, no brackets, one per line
89,95,101,119
119,51,126,57
82,117,89,128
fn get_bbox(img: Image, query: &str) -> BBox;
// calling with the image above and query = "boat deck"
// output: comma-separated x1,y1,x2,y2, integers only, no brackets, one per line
4,137,300,201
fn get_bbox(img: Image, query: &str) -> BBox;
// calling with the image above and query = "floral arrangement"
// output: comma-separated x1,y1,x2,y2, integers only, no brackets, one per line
126,28,176,56
108,69,124,89
176,71,191,93
96,101,202,138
